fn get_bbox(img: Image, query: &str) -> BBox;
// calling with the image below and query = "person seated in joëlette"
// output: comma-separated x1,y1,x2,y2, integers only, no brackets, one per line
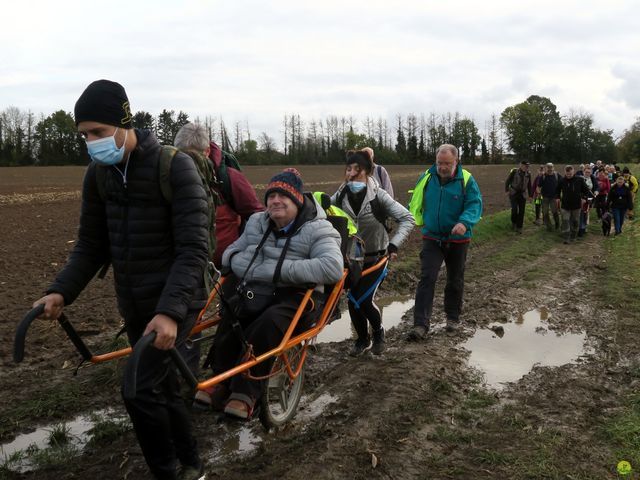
195,168,343,419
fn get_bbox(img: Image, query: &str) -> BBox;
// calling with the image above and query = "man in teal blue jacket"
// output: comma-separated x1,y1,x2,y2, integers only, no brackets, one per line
407,144,482,339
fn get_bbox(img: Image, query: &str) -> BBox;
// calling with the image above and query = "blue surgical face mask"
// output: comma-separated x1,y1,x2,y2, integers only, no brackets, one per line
347,181,366,193
86,128,127,165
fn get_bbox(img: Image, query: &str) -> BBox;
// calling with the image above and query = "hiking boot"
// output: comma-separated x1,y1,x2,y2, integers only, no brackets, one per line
371,327,386,355
349,337,372,357
178,462,205,480
445,319,460,333
563,239,570,244
406,325,428,342
516,228,523,234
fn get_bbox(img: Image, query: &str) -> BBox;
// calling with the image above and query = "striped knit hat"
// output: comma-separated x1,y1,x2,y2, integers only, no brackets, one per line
265,168,304,208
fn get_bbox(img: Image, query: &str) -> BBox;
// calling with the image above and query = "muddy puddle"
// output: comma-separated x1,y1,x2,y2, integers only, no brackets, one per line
2,393,339,472
207,392,338,463
463,308,591,389
316,295,414,343
208,423,263,463
0,409,128,472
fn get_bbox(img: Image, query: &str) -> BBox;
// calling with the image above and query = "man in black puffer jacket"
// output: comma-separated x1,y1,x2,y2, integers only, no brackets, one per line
556,165,592,244
32,80,207,480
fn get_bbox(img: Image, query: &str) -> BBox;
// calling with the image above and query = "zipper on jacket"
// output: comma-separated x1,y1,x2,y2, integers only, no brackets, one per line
437,184,443,235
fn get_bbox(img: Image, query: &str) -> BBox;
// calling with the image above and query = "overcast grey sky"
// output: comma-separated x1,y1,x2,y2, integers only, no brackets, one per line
2,0,638,142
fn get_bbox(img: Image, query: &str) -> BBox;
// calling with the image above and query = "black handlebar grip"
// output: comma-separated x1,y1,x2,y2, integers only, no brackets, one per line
14,304,45,363
122,332,198,400
122,332,157,400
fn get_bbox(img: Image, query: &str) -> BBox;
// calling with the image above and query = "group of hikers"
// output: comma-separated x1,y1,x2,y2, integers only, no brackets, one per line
30,80,484,479
505,160,637,242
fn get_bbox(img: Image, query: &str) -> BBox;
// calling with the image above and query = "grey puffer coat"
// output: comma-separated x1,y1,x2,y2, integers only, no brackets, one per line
222,195,343,288
331,177,414,255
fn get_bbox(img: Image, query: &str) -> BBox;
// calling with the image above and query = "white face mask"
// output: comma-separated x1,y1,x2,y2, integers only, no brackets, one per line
86,128,127,165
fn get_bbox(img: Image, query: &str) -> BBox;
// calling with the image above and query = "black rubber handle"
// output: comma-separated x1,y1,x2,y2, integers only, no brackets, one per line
123,332,198,400
57,313,93,361
123,332,157,400
169,348,198,389
14,304,45,363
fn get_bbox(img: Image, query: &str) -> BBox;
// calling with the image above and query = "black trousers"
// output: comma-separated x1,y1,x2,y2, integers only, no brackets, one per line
348,259,387,341
510,195,526,228
211,292,315,401
414,239,469,329
123,313,200,480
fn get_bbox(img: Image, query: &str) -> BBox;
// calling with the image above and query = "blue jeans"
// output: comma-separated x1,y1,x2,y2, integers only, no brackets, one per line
612,208,627,234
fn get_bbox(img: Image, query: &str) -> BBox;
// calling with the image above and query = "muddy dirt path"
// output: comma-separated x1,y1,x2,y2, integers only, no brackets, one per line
4,219,629,480
1,165,635,479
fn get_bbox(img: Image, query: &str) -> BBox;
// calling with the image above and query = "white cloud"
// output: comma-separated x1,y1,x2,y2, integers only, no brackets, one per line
0,0,638,141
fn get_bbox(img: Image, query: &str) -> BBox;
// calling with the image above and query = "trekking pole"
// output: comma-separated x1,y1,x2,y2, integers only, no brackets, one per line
122,332,198,400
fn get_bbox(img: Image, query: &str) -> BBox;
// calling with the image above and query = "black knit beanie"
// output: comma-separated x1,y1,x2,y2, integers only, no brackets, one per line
346,150,373,174
74,80,133,129
264,168,304,208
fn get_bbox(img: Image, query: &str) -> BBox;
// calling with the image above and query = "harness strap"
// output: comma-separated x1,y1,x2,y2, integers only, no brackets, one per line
347,262,389,309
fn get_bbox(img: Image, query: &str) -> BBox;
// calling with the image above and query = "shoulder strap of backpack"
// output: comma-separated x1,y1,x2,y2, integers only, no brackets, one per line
95,165,107,202
93,165,110,278
217,151,240,210
370,196,392,233
158,146,180,203
337,186,348,209
460,168,473,198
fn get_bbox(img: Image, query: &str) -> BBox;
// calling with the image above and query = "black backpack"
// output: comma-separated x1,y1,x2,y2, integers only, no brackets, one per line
96,146,219,290
209,142,242,210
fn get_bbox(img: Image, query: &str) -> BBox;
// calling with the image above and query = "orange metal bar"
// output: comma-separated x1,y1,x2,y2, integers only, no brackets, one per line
88,282,224,364
198,288,314,390
90,347,132,363
282,345,308,379
197,276,226,323
88,259,387,377
361,255,389,277
196,260,389,390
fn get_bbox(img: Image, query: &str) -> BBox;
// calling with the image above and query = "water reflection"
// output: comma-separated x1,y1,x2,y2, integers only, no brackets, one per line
316,296,414,343
295,393,339,423
463,309,589,389
0,409,128,472
208,424,262,464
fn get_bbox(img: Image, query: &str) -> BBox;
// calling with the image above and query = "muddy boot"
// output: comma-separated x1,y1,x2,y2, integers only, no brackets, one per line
349,336,372,357
178,461,205,480
445,319,460,333
406,325,428,342
371,327,386,355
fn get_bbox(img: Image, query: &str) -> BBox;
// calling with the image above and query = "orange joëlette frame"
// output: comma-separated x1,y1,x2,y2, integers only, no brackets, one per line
86,257,389,389
196,255,388,391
